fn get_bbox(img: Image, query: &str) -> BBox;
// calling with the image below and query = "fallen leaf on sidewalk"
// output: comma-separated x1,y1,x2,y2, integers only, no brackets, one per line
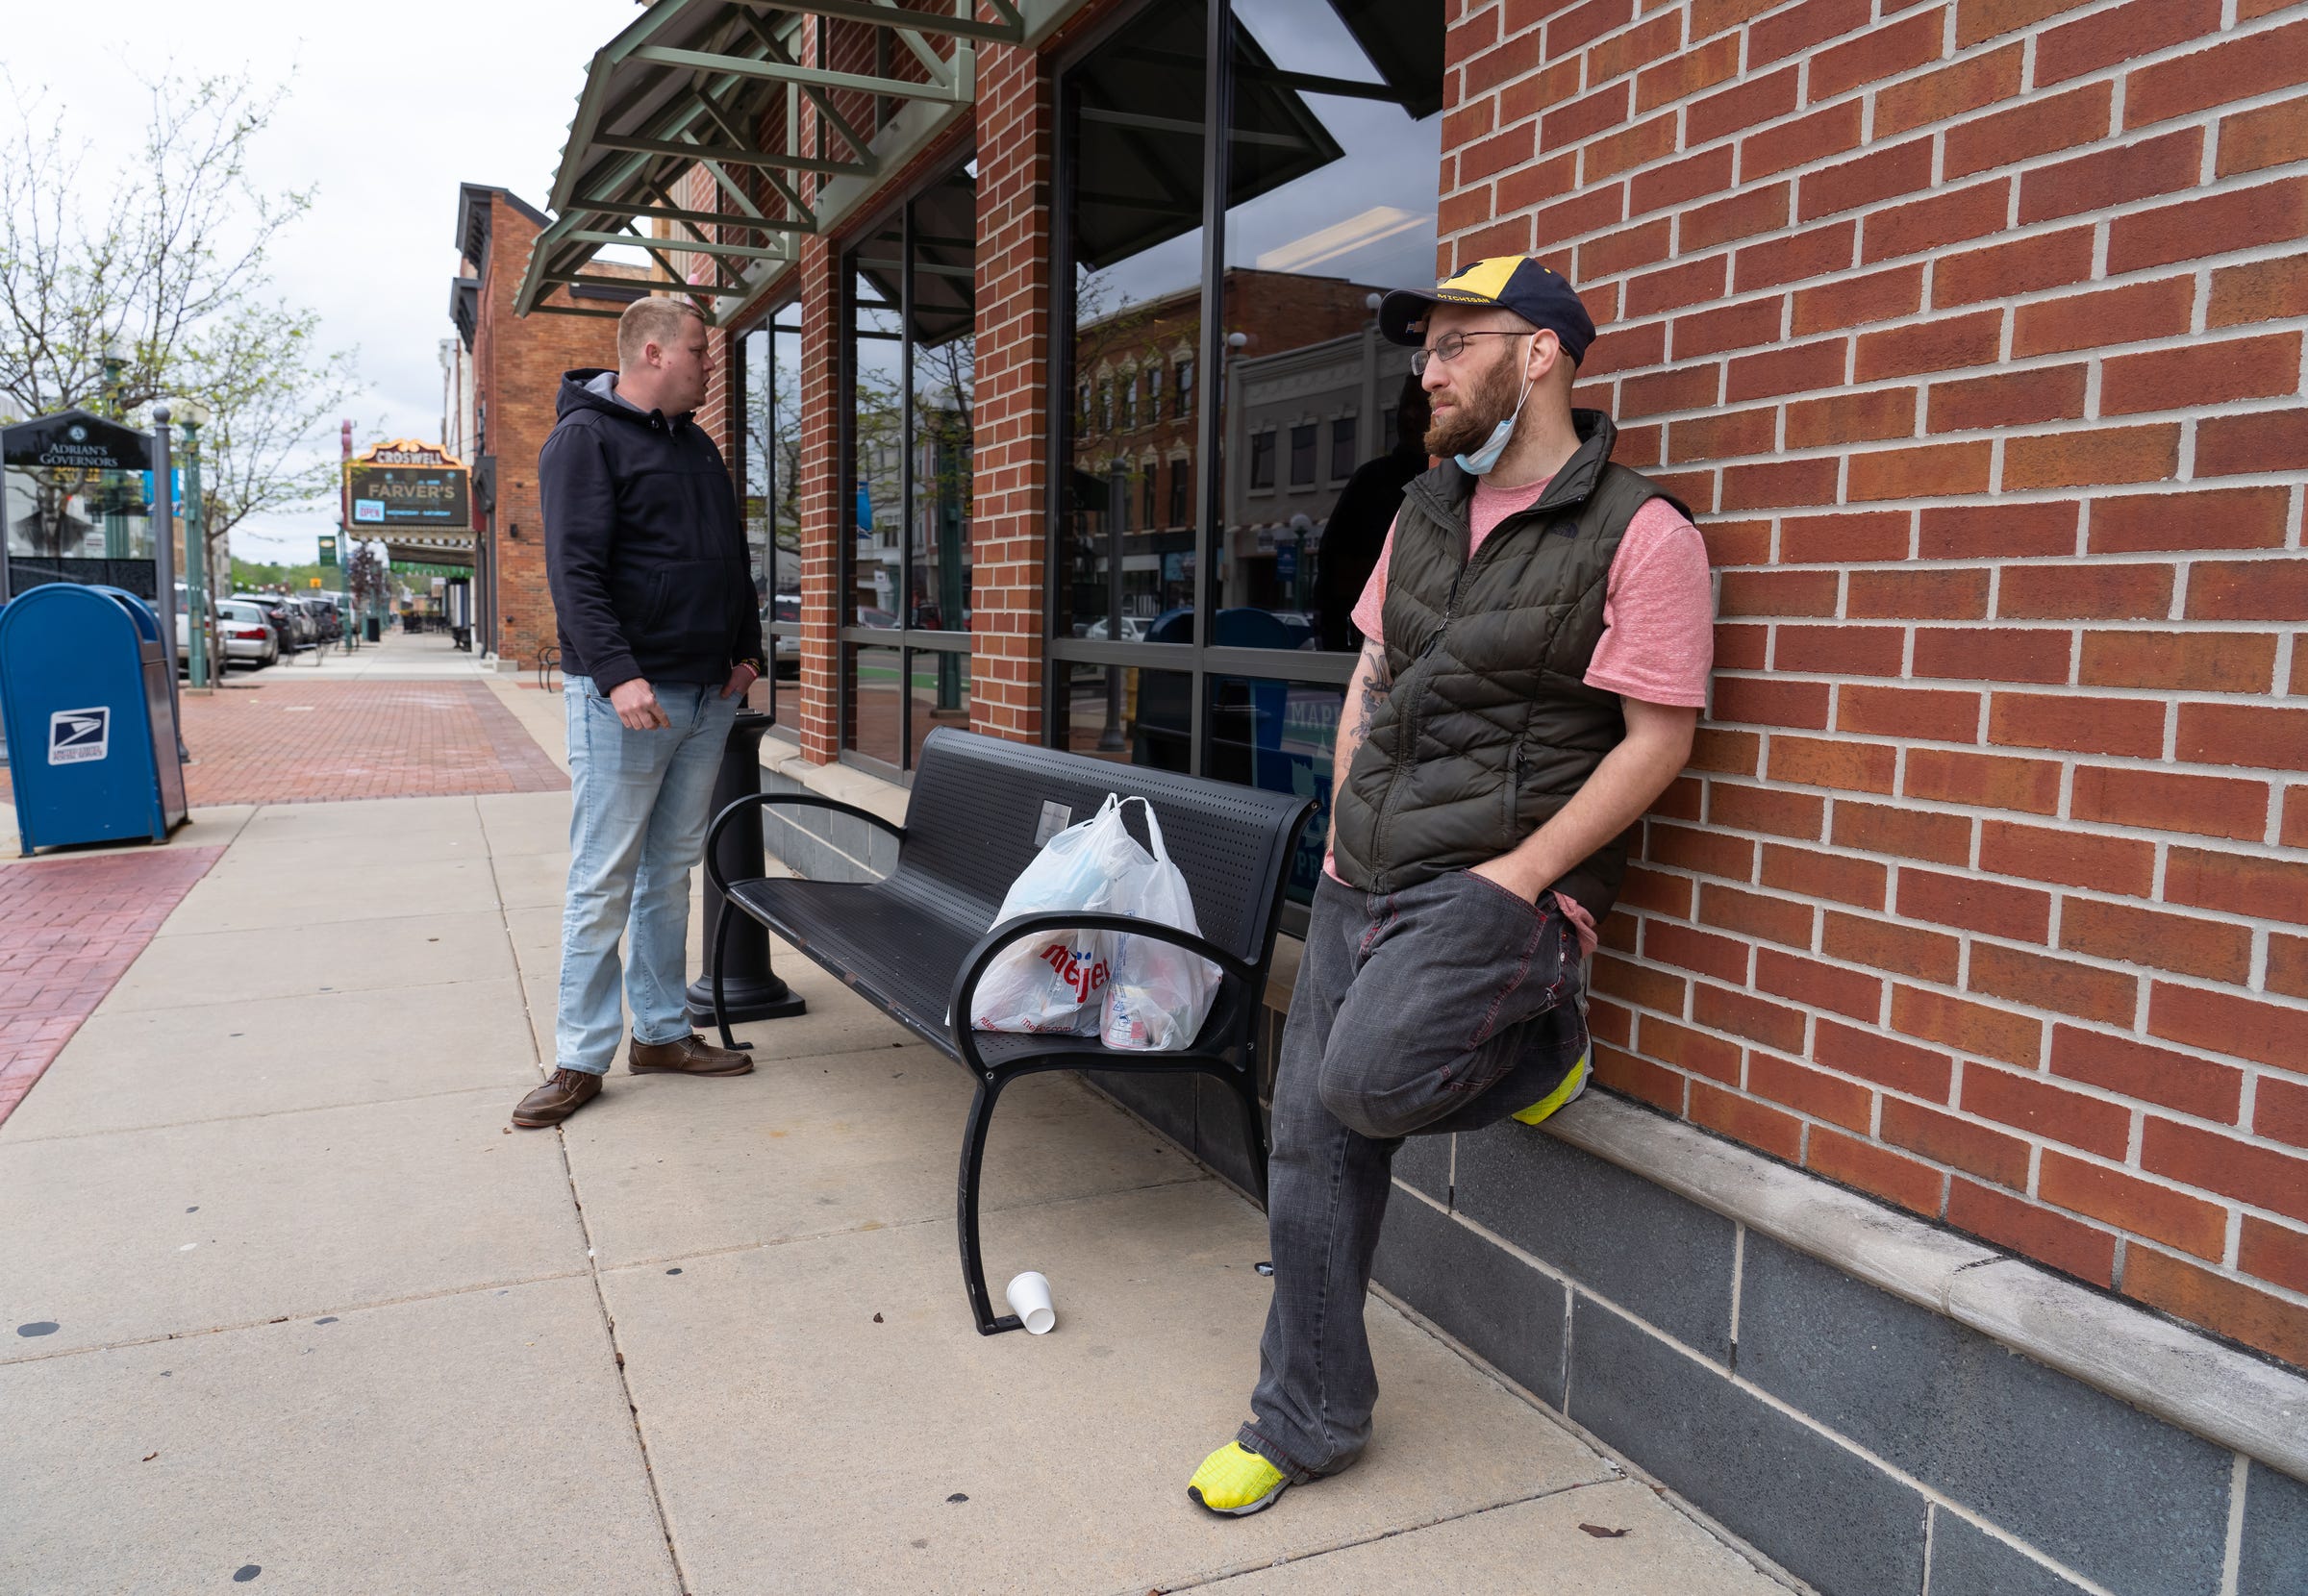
1578,1524,1628,1538
141,1453,158,1462
873,1313,884,1323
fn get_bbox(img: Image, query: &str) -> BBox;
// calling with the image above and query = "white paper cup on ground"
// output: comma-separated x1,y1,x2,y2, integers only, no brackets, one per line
1005,1270,1056,1334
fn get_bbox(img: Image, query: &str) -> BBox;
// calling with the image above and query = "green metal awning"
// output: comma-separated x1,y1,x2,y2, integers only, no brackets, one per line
515,0,1025,325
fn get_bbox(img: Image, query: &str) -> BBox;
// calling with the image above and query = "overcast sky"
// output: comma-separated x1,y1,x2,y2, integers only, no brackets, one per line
7,0,637,562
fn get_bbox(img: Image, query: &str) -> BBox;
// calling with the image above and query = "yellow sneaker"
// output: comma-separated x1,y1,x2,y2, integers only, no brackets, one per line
1188,1441,1288,1516
1512,1047,1591,1127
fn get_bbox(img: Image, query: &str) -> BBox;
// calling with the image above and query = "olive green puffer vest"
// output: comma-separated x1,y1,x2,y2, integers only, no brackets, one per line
1329,410,1690,926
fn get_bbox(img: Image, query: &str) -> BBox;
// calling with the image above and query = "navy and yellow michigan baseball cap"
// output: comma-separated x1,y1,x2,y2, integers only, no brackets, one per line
1378,255,1597,364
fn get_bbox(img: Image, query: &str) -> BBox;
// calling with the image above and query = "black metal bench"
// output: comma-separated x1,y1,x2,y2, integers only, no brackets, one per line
702,727,1313,1334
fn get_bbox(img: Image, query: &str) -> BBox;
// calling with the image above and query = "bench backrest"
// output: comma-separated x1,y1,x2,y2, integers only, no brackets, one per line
892,728,1314,971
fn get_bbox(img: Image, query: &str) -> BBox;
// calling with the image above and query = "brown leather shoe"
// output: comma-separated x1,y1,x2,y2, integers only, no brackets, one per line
511,1068,603,1128
628,1033,754,1076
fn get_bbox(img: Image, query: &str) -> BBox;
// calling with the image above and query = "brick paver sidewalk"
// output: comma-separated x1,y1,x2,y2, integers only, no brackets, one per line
1,681,565,810
0,848,223,1127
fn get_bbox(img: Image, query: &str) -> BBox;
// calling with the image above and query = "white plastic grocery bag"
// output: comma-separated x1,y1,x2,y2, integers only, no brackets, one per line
1102,799,1221,1053
968,795,1148,1035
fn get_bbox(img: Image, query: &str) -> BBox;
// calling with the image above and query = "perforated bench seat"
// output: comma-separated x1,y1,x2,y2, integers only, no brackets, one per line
703,727,1313,1334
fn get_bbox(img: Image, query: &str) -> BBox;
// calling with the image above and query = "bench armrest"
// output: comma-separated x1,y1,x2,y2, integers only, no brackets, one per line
946,910,1263,1069
702,791,907,898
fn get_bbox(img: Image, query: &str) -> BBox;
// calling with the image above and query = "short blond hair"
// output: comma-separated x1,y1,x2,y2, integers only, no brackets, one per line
617,295,707,365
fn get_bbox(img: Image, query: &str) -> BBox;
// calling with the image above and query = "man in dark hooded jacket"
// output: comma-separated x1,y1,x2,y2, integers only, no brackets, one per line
511,296,766,1129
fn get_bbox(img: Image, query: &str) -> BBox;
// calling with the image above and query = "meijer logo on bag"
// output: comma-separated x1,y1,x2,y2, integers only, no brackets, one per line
1037,942,1110,1004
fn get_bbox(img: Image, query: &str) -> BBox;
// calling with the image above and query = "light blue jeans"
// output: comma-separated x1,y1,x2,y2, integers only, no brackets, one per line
557,675,740,1075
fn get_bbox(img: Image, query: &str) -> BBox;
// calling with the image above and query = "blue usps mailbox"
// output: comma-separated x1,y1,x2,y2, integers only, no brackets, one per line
0,584,188,855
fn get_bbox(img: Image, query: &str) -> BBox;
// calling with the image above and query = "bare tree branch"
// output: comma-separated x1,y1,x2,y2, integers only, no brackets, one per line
0,68,316,424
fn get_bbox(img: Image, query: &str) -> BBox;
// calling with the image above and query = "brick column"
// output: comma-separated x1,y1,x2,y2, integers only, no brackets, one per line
968,41,1057,744
795,235,842,762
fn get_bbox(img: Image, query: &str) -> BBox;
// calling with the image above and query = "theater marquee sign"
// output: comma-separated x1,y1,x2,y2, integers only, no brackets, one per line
346,439,469,529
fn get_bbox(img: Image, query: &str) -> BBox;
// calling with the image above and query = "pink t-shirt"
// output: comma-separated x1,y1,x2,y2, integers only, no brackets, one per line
1328,474,1715,957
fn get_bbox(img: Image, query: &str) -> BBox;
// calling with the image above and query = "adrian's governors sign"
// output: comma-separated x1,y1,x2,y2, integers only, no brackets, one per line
346,440,469,529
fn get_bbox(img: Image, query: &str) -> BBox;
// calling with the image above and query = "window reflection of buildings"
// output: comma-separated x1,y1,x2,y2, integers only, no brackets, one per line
911,396,970,631
1067,268,1382,635
1221,312,1416,628
740,325,805,606
850,259,906,627
1067,279,1201,632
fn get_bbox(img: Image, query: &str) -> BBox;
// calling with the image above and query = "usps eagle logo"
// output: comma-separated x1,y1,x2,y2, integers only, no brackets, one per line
48,707,110,764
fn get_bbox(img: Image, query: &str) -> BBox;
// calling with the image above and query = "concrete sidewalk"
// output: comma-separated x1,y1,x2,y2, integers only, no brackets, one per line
233,627,515,683
0,697,1799,1594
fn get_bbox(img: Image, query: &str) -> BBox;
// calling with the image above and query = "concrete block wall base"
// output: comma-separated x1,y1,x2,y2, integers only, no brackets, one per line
1370,1116,2308,1596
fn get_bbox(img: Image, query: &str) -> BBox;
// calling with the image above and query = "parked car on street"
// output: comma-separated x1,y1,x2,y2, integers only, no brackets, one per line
214,599,281,668
171,584,219,674
769,591,800,677
296,596,340,643
1079,613,1147,643
235,592,309,649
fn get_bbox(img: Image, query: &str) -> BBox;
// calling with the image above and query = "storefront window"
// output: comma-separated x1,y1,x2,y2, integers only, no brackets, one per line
1050,0,1441,917
1058,0,1210,643
735,312,803,736
908,165,974,636
909,648,969,766
847,643,903,766
840,157,976,774
1217,0,1440,655
1208,675,1342,904
848,220,905,631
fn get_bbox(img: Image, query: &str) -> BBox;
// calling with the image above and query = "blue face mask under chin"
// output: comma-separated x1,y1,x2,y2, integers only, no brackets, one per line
1453,336,1539,476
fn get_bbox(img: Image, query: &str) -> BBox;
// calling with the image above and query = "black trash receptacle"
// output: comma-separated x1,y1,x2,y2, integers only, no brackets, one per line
364,614,380,642
686,707,808,1026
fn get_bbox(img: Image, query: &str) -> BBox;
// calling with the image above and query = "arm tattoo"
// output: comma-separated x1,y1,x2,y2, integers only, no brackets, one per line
1346,640,1390,746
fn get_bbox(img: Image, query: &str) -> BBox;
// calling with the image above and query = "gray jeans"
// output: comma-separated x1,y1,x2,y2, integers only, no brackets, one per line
1240,869,1587,1483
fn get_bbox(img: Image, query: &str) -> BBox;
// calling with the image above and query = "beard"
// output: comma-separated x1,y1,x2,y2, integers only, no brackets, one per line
1422,347,1527,458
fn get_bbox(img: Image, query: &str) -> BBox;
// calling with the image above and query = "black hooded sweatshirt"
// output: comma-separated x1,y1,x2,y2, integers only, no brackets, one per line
539,368,764,694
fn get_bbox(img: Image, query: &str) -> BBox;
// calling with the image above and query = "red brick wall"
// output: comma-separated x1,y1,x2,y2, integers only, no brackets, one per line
469,192,630,669
793,234,842,762
1442,0,2308,1366
971,37,1059,743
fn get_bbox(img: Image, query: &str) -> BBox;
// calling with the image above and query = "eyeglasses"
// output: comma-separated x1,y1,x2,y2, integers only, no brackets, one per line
1409,329,1526,374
